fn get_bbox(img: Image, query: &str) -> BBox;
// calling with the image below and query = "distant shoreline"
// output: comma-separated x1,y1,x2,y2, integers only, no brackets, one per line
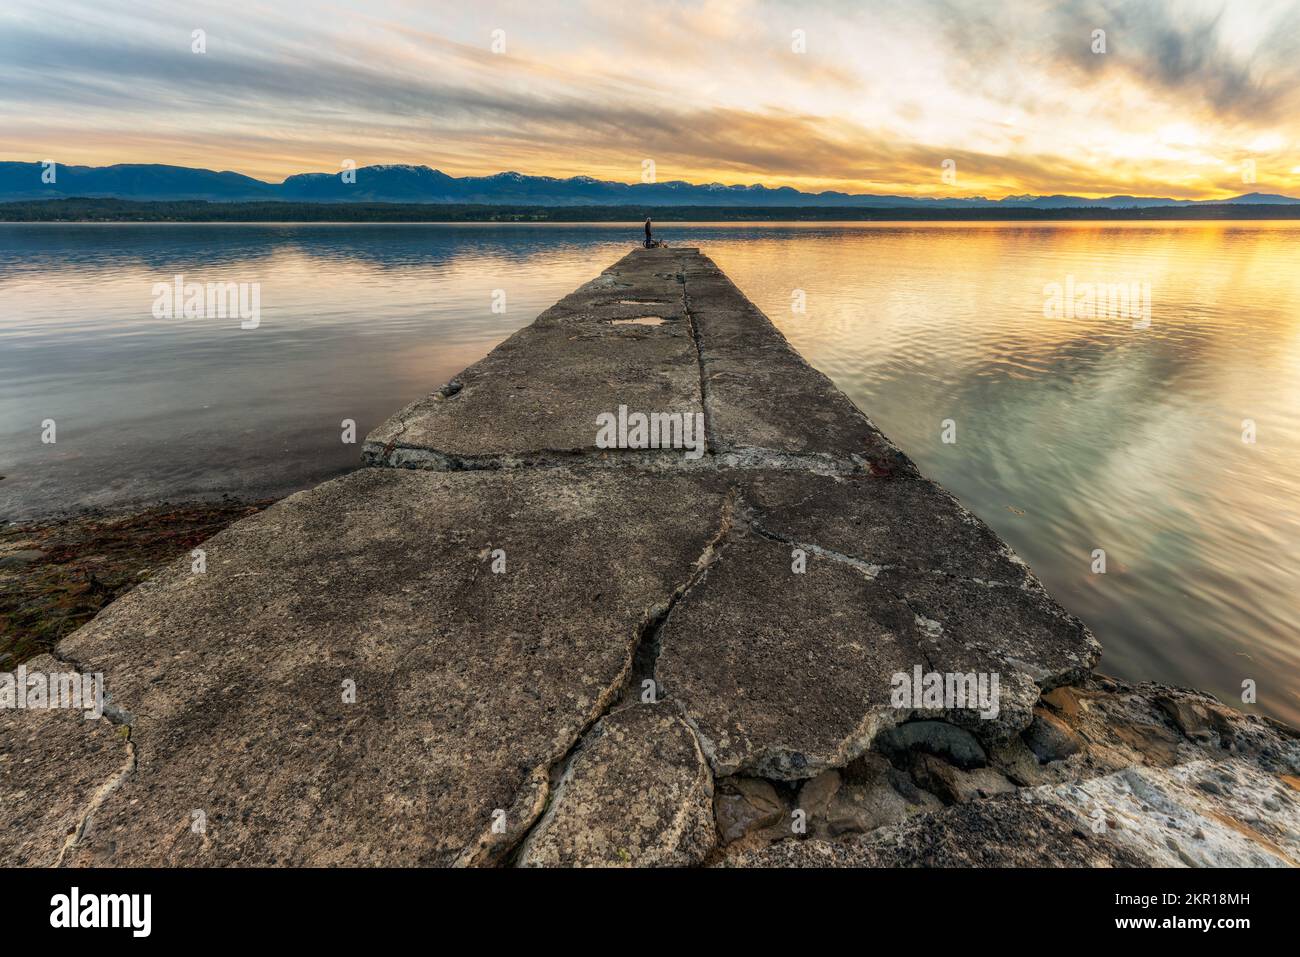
5,198,1300,223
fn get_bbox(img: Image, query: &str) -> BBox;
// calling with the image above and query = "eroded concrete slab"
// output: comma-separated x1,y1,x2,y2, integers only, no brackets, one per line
517,703,715,867
655,468,1098,780
41,468,726,866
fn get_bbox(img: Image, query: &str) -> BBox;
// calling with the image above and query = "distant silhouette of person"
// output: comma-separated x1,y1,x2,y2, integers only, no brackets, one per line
644,216,652,248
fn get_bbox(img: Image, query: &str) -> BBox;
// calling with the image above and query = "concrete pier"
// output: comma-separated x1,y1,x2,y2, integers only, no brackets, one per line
3,248,1297,867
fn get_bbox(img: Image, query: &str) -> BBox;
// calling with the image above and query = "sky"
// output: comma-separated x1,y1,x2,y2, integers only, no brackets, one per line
2,0,1299,199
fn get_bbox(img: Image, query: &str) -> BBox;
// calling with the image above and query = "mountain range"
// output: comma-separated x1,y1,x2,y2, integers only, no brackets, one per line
3,161,1298,209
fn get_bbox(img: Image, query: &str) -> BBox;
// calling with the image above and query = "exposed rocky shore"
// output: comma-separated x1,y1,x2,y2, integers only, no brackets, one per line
2,248,1295,867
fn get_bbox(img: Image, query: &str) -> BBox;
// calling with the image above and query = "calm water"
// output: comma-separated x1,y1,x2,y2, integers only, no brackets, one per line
2,222,1298,726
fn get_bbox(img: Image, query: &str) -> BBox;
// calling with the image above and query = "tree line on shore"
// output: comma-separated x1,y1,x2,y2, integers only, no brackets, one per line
3,197,1299,223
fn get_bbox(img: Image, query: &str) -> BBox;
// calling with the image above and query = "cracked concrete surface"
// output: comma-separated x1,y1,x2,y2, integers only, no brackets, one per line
4,247,1294,867
516,703,716,867
14,469,728,866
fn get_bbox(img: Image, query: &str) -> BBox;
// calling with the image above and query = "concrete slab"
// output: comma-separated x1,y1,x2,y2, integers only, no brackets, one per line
655,468,1098,780
364,246,914,471
43,468,727,866
517,703,715,867
365,248,703,467
743,470,1030,584
656,532,917,780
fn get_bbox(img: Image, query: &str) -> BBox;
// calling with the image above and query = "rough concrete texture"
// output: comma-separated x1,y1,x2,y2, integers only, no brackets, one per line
30,468,728,866
517,704,715,867
364,247,912,471
658,532,919,780
7,247,1294,868
656,472,1090,781
0,655,134,866
721,794,1152,867
1032,758,1300,867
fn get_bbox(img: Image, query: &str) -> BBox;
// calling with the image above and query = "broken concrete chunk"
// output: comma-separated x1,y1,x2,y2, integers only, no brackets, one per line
876,721,988,769
1025,708,1084,763
714,776,790,846
517,704,715,867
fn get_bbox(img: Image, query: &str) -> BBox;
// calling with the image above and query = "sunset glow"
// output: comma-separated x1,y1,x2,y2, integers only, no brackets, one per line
2,0,1298,198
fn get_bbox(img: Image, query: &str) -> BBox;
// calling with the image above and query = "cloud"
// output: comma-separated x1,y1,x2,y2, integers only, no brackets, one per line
1050,0,1300,123
0,0,1295,197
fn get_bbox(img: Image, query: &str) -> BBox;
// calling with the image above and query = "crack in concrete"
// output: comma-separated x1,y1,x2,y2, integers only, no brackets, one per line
626,488,736,703
493,489,737,867
363,441,870,477
747,515,1028,590
680,269,716,457
747,519,886,580
45,647,136,867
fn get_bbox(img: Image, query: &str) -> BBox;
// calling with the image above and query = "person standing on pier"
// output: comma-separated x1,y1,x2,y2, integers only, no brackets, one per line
644,216,653,248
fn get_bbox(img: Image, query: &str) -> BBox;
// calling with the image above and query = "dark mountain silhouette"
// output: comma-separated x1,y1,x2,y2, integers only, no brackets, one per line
3,161,1297,208
0,162,275,201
